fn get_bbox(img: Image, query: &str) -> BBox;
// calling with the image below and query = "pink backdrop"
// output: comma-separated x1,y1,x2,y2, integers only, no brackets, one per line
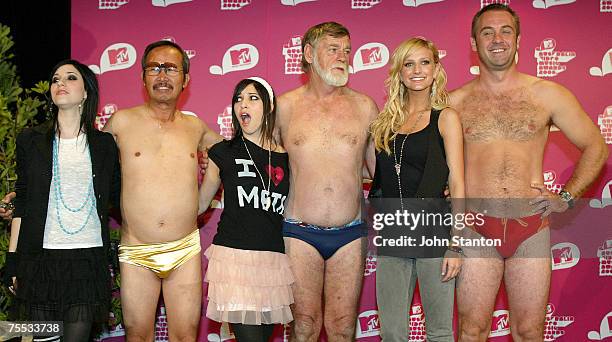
72,1,612,341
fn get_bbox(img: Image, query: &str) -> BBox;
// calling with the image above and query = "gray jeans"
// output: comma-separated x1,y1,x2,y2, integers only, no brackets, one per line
376,256,455,342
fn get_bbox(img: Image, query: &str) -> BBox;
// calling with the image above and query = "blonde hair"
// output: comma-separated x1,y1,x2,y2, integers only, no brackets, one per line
370,37,449,155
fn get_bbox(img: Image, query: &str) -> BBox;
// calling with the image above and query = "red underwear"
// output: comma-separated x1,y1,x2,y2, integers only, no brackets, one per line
473,213,549,258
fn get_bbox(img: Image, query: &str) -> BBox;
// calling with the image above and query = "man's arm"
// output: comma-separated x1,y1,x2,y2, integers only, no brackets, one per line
546,82,609,198
198,121,223,152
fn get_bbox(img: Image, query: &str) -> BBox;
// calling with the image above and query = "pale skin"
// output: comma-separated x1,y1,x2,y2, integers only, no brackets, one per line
276,34,379,342
103,45,222,342
452,10,608,342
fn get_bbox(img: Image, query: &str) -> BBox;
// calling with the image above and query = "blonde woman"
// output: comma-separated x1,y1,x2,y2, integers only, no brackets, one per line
369,37,464,341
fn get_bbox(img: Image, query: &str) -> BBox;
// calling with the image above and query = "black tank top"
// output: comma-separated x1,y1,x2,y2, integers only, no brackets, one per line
374,109,447,199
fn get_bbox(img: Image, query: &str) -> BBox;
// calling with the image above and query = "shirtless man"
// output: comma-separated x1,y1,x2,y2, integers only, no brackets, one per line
277,22,379,341
450,4,608,341
103,41,221,341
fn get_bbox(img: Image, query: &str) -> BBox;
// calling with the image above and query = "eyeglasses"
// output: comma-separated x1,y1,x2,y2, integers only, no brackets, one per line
144,62,182,76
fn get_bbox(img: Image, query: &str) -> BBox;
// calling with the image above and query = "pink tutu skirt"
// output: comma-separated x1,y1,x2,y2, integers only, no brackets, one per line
204,244,294,324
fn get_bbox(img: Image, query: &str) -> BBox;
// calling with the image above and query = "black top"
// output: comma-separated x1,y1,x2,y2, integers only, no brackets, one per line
13,122,121,255
370,109,451,258
208,139,290,253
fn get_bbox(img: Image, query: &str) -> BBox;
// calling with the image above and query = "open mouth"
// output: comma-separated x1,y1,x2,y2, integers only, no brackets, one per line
240,112,251,125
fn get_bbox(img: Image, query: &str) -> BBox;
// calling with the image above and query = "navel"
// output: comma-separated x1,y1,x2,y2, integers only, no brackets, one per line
135,152,141,157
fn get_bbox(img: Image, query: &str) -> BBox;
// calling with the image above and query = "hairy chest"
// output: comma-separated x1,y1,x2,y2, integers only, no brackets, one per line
459,91,550,142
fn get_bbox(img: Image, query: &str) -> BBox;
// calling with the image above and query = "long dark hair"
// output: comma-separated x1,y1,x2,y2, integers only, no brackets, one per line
48,59,99,145
230,79,277,149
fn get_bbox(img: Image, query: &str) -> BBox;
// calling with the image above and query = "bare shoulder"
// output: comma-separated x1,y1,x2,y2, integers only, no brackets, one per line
529,75,573,102
277,86,305,122
104,105,144,134
346,87,379,120
439,107,460,121
449,80,477,108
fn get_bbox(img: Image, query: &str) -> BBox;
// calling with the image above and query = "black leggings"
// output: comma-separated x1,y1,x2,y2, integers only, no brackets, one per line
230,323,275,342
30,305,93,342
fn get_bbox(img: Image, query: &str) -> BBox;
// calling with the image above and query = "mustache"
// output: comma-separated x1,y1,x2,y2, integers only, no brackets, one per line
153,81,174,90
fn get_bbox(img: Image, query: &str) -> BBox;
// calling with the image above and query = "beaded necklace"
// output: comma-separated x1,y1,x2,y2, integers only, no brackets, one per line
52,135,96,235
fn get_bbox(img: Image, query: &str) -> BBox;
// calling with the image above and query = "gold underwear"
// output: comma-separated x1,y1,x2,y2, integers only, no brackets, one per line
119,229,201,278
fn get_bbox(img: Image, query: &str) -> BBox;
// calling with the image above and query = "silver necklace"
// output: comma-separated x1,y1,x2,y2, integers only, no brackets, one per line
393,110,426,211
242,136,272,210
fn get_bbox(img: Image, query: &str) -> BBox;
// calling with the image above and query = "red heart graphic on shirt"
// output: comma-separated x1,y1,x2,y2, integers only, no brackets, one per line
266,165,284,186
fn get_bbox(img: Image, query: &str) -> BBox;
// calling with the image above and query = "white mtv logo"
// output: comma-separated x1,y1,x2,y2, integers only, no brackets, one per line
543,170,563,194
207,322,235,342
283,36,303,75
351,0,381,9
481,0,510,7
221,0,250,10
596,106,612,144
590,48,612,77
152,0,192,6
489,310,511,338
588,311,612,340
590,180,612,209
281,0,317,5
551,242,580,271
355,310,380,338
534,38,576,78
544,303,574,341
217,106,234,139
403,0,445,6
533,0,575,9
99,0,129,10
596,240,612,277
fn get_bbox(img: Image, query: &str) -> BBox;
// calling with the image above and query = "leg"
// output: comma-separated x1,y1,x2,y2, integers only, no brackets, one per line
375,256,417,342
230,323,275,342
415,258,455,342
505,228,551,342
323,237,367,342
120,262,162,342
284,237,325,342
457,247,504,342
162,251,203,342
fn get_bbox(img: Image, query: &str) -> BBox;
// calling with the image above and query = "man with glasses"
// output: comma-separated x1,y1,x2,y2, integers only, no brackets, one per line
103,40,221,342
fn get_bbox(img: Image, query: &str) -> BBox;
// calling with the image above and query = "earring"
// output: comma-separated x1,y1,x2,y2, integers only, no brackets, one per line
430,82,437,98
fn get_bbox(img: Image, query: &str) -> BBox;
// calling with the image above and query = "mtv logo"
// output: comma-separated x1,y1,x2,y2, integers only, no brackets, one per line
283,36,304,75
221,0,251,10
411,304,423,315
597,240,612,277
108,47,130,66
590,180,612,209
544,303,574,341
99,0,129,9
533,0,576,9
217,106,234,139
481,0,510,7
551,242,580,270
360,47,383,65
587,311,612,340
355,310,380,338
489,310,511,337
542,39,555,50
543,170,556,184
352,0,381,9
364,252,377,276
230,48,251,66
95,103,118,130
552,247,573,265
534,38,576,78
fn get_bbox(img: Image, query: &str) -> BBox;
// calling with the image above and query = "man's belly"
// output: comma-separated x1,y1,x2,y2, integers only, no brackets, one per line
120,176,199,244
465,145,544,217
284,169,362,227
